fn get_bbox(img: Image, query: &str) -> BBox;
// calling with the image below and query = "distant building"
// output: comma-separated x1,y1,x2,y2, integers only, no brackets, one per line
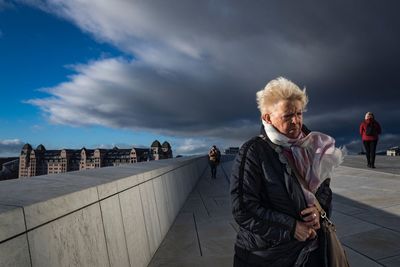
225,147,239,155
151,140,173,160
19,141,172,178
161,141,173,159
387,146,400,156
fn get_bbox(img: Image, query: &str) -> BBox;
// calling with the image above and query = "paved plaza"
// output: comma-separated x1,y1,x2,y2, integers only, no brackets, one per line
149,155,400,267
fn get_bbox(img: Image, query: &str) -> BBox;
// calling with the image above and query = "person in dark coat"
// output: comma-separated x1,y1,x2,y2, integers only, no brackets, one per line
230,77,345,267
359,112,381,168
208,145,220,178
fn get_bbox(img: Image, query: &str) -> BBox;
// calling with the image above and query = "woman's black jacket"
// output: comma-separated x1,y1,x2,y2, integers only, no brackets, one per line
230,129,332,266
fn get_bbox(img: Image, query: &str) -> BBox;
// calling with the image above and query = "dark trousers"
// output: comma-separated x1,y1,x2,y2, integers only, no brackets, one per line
209,161,217,178
233,245,323,267
233,246,266,267
363,140,377,167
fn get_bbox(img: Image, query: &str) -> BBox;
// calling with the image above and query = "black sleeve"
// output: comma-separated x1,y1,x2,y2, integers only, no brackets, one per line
315,178,333,218
230,139,296,244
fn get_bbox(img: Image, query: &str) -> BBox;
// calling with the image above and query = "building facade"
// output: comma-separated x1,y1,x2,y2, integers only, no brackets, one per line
150,140,173,160
19,141,172,178
387,146,400,156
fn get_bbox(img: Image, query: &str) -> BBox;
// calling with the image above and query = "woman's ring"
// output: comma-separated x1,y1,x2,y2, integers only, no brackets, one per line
313,213,317,218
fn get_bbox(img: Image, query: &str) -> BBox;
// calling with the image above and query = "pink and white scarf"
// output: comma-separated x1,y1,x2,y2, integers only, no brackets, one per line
262,120,345,205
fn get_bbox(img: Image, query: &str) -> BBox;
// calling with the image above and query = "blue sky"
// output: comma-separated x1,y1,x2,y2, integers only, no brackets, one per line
0,5,117,123
1,1,400,157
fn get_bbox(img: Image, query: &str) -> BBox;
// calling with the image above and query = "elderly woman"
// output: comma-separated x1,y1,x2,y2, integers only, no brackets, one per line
230,77,344,267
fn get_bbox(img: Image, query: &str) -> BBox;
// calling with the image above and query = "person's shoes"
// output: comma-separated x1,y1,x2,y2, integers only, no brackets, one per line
371,165,376,168
367,163,371,168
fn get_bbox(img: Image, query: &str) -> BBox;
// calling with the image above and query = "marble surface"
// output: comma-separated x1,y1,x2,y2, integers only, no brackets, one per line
100,195,130,267
0,235,31,267
0,205,25,242
28,203,109,267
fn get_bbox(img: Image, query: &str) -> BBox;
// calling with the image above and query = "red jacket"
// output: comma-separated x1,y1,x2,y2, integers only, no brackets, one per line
360,119,381,141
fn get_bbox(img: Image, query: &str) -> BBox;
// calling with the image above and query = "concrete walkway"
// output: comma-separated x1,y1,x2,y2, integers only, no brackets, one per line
149,156,400,267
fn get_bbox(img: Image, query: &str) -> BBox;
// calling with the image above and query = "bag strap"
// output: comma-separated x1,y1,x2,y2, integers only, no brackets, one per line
282,149,334,224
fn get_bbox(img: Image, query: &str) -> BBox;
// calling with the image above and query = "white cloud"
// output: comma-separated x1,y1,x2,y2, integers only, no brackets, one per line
0,139,21,145
173,137,234,156
22,1,275,143
30,124,45,132
174,138,209,155
28,56,259,141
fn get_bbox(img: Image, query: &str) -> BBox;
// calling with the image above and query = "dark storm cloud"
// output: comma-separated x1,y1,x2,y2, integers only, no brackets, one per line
24,0,400,152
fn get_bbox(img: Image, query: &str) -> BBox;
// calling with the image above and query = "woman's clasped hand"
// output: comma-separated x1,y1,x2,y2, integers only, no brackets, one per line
294,204,320,242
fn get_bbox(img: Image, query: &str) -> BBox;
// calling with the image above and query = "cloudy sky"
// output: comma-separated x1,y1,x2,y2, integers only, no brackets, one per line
1,0,399,157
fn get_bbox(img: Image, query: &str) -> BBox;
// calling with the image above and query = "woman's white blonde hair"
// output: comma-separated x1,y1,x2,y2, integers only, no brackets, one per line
256,77,308,116
365,112,374,119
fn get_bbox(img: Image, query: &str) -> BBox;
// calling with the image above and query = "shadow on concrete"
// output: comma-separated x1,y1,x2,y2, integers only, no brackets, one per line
332,193,400,267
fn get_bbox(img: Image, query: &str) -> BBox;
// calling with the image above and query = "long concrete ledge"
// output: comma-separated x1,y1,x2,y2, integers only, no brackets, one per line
0,156,208,267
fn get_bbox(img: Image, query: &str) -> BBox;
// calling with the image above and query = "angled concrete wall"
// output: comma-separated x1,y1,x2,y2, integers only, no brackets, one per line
0,156,207,267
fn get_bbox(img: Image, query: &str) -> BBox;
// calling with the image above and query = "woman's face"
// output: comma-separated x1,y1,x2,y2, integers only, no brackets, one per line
264,100,303,139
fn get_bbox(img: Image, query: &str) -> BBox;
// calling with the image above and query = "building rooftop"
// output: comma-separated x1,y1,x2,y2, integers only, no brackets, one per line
151,140,162,148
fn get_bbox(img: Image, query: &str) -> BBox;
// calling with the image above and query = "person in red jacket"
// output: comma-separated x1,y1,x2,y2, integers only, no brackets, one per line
360,112,382,168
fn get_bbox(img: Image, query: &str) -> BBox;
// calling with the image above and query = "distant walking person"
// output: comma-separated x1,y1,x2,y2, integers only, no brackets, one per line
208,145,220,178
360,112,381,168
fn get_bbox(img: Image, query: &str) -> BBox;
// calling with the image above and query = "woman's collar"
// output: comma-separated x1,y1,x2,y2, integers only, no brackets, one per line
262,120,304,148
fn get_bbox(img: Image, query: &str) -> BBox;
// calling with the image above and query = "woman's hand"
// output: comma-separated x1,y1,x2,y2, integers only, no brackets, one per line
294,204,321,241
294,221,317,241
300,204,320,230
